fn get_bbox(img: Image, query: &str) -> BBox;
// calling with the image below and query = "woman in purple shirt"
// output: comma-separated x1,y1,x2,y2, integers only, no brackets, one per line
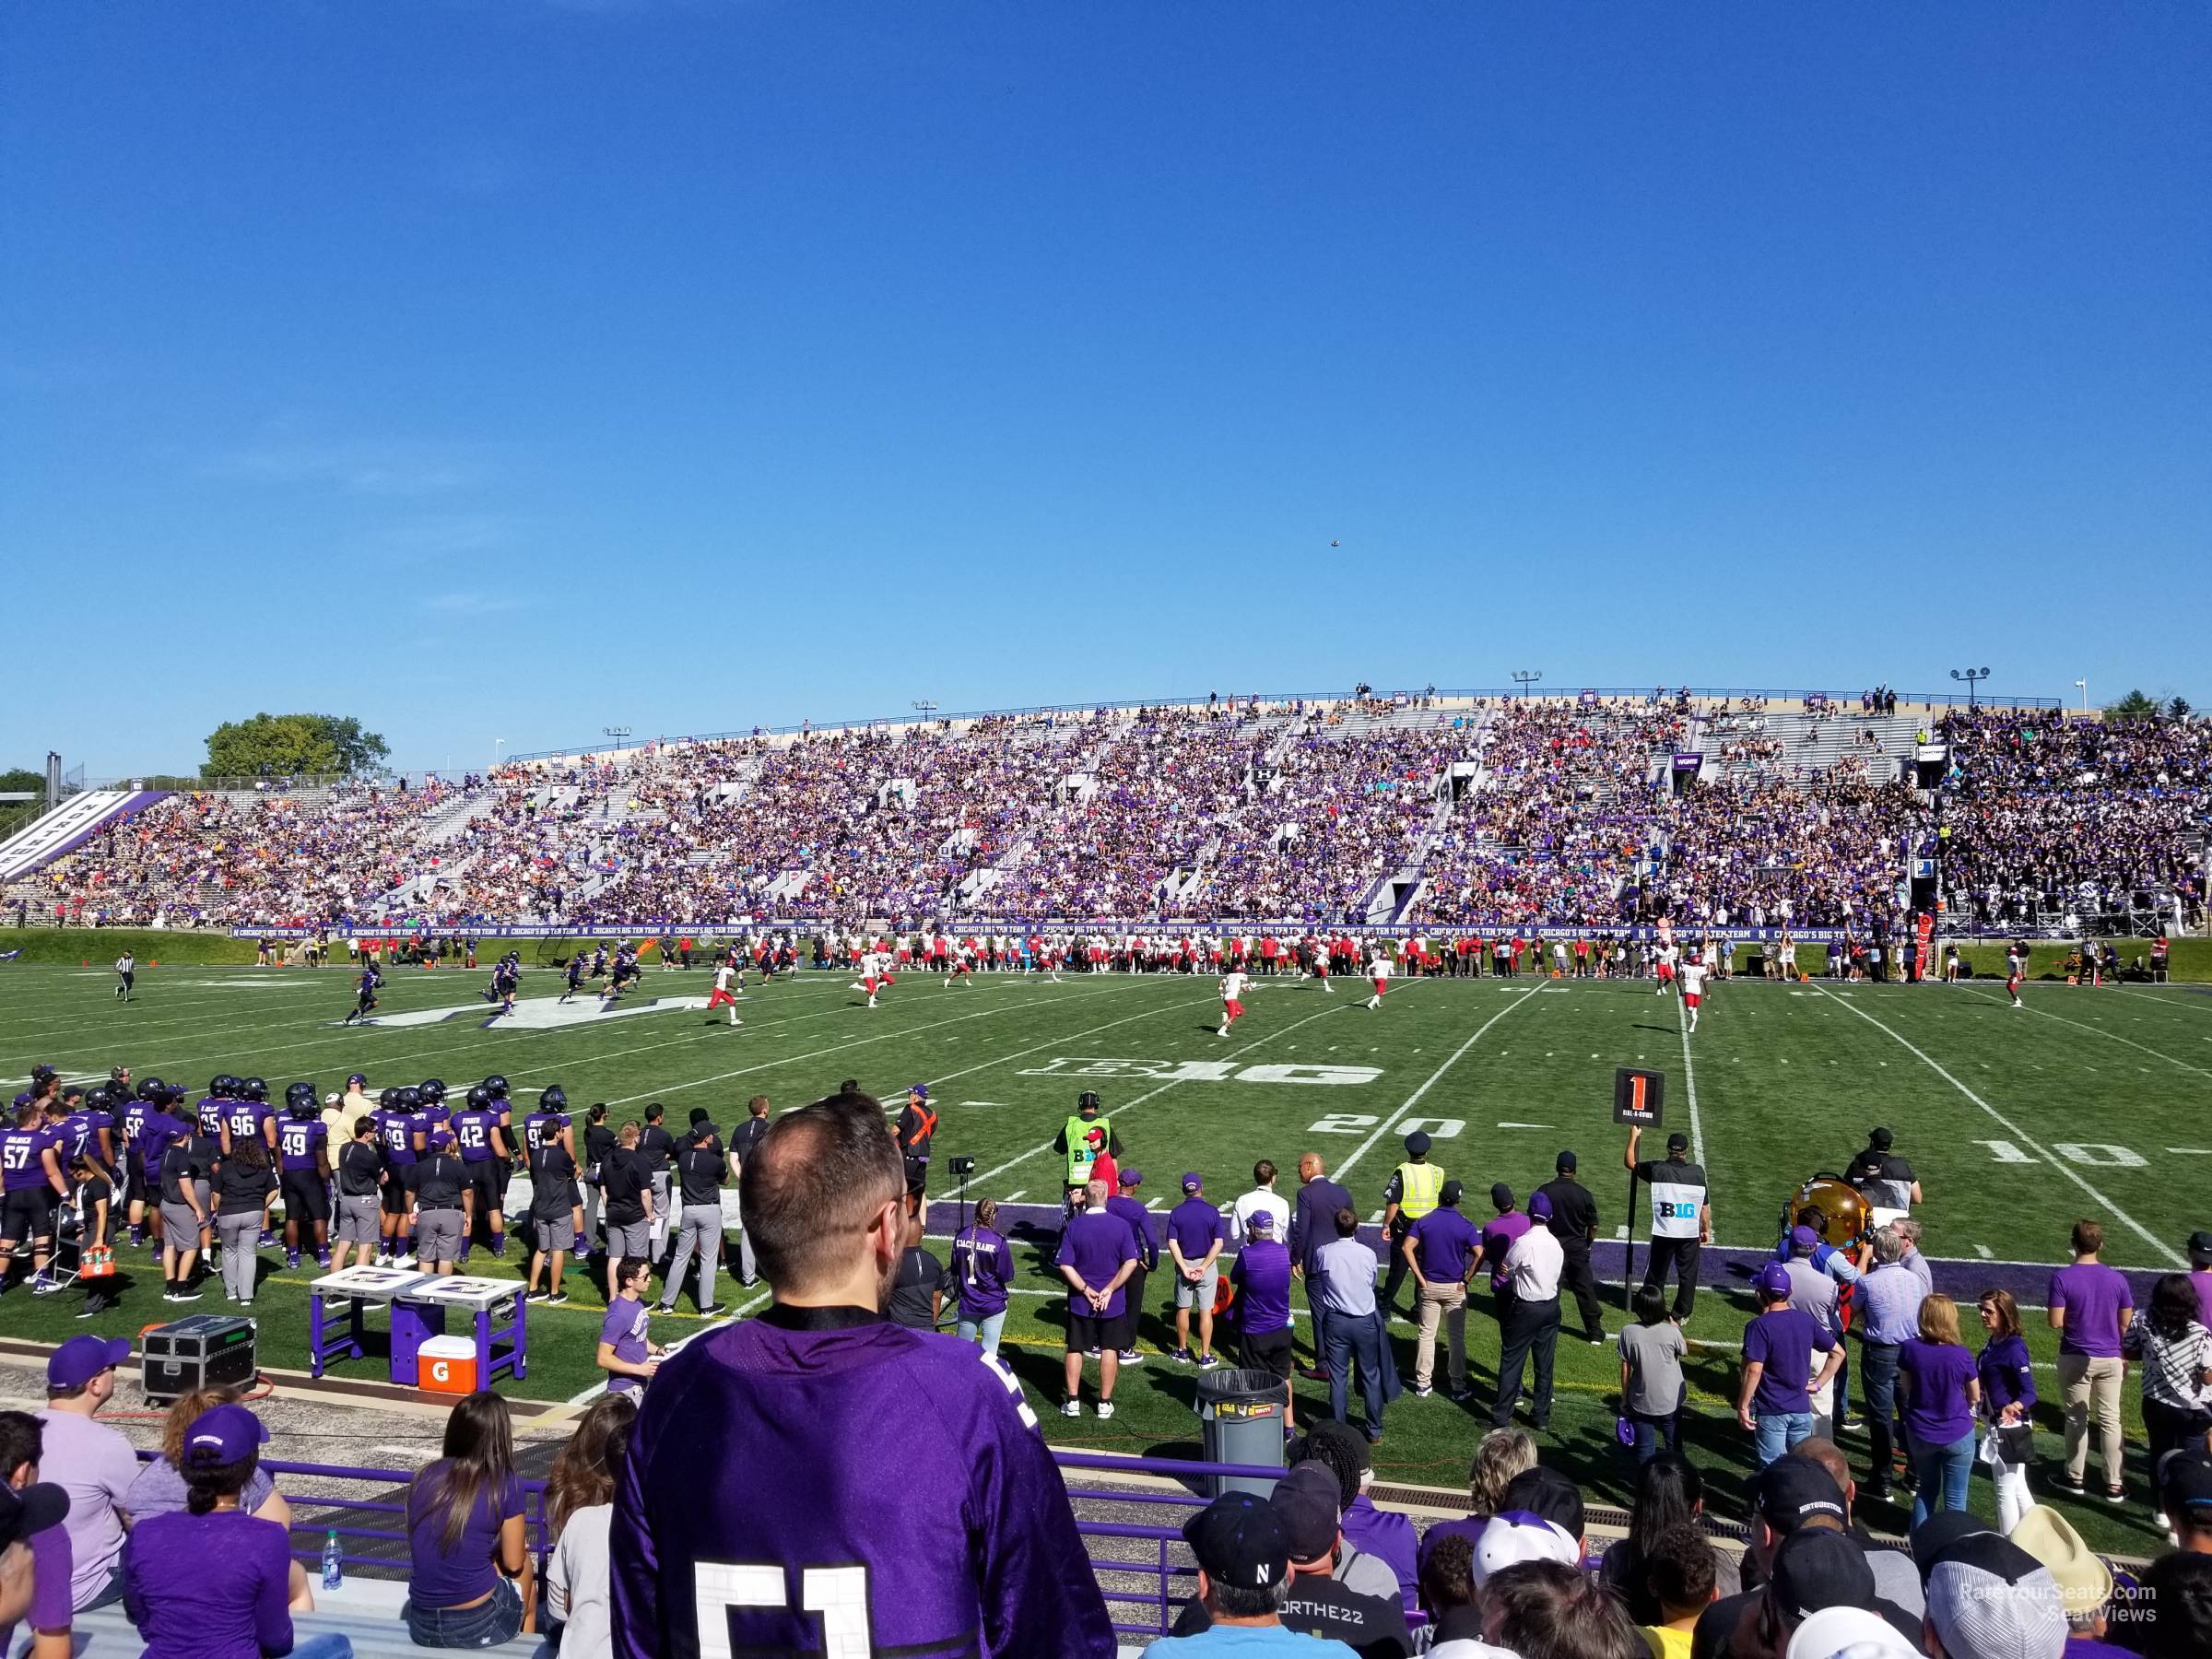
1897,1294,1982,1529
120,1402,351,1659
1975,1288,2039,1533
404,1394,533,1647
949,1199,1016,1359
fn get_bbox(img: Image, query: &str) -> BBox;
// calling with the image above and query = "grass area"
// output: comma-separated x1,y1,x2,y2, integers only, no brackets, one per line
4,959,2208,1553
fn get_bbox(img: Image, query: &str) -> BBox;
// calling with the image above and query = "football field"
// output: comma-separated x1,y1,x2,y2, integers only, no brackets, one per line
5,959,2210,1553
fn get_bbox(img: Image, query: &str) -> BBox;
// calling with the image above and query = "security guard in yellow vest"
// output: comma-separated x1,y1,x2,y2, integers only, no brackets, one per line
1379,1130,1444,1313
1053,1091,1122,1211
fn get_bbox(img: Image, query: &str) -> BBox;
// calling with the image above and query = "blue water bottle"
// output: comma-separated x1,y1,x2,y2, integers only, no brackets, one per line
321,1530,343,1591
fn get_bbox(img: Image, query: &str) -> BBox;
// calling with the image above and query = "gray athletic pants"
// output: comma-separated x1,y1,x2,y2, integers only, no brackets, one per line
649,1173,672,1252
581,1182,603,1253
217,1211,263,1301
663,1204,723,1310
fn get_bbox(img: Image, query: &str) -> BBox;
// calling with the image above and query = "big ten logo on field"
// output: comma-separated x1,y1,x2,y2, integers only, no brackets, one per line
1018,1058,1382,1087
1309,1114,1461,1135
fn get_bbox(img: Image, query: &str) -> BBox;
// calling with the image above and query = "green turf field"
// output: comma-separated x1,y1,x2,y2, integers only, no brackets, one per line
4,959,2209,1554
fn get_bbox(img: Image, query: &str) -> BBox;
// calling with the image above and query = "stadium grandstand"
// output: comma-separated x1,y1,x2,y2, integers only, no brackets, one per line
4,688,2204,941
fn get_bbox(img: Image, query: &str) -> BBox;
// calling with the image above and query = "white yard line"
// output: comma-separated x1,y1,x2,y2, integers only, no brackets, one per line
918,994,1207,1090
1676,994,1705,1165
965,993,1374,1188
1808,982,2184,1267
1956,986,2212,1084
1334,990,1535,1182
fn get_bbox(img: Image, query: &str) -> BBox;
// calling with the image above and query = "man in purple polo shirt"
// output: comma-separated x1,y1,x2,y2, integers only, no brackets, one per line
1167,1172,1229,1369
2188,1230,2212,1332
1739,1263,1842,1467
1057,1179,1138,1419
1104,1170,1159,1368
1230,1212,1297,1430
2048,1218,2135,1500
33,1336,137,1612
1470,1183,1531,1336
1402,1180,1480,1401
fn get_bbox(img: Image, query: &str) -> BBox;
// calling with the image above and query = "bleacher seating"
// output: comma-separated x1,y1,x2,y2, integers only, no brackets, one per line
5,693,2203,931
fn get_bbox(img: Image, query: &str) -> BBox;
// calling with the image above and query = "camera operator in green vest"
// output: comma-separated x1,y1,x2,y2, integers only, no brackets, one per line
1378,1130,1444,1315
1053,1091,1123,1212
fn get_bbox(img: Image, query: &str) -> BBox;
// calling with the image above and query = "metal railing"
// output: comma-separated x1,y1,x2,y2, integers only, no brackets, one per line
137,1446,1291,1637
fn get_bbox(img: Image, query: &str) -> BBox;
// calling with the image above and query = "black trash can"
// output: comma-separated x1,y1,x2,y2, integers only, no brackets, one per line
1194,1366,1288,1497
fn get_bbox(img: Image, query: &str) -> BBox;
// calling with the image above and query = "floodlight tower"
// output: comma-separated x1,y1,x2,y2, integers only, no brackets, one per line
1510,669,1543,700
1949,667,1990,712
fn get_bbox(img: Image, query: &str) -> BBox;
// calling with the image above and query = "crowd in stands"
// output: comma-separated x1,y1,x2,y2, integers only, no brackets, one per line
9,697,2205,935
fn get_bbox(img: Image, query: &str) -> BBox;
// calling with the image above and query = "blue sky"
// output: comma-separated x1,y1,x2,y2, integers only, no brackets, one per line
4,2,2206,776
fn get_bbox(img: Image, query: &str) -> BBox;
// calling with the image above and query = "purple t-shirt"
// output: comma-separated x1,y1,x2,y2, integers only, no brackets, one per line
1899,1339,1979,1446
2191,1271,2212,1334
1165,1197,1227,1265
2050,1263,2135,1359
1056,1210,1138,1319
122,1508,293,1659
1103,1194,1158,1269
1410,1207,1481,1281
1744,1307,1835,1416
602,1296,653,1392
1230,1241,1293,1334
406,1464,526,1609
610,1308,1114,1658
1480,1212,1531,1288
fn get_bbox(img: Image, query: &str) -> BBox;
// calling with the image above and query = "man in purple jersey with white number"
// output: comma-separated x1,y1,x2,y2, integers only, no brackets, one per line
612,1089,1113,1658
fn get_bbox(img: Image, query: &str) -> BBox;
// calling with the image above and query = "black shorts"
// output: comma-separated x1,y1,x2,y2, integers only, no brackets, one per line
1241,1324,1294,1380
0,1189,57,1242
280,1169,331,1224
903,1157,929,1198
124,1164,149,1207
463,1160,501,1211
381,1175,412,1217
1066,1308,1134,1352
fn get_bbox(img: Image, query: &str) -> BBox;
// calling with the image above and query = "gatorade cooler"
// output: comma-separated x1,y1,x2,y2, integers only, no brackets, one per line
1194,1367,1288,1498
418,1335,477,1396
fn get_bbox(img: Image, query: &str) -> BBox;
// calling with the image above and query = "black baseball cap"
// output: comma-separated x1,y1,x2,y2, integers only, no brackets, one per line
1911,1511,1997,1582
2160,1450,2212,1515
1771,1528,1876,1619
1556,1150,1577,1171
1499,1465,1583,1542
1665,1131,1689,1152
1269,1463,1343,1562
2187,1230,2212,1268
1753,1454,1847,1535
1869,1126,1894,1149
0,1479,69,1551
1490,1182,1515,1211
1183,1491,1289,1591
1439,1179,1465,1206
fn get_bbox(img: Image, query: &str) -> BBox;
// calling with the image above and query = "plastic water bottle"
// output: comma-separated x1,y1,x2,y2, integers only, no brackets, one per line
321,1530,343,1591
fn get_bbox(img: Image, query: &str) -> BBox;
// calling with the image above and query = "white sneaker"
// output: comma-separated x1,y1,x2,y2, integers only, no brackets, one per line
1096,1402,1115,1420
1061,1398,1081,1418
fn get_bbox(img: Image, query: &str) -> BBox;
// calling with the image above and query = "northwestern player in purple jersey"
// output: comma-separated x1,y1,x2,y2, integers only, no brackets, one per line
375,1087,427,1268
448,1086,510,1265
119,1077,154,1245
611,1090,1114,1659
134,1082,185,1252
0,1097,69,1295
194,1076,235,1141
218,1078,277,1159
342,963,382,1024
276,1083,334,1269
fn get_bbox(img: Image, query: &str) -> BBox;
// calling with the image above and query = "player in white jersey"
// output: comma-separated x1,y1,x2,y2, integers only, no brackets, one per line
1218,968,1249,1038
705,959,743,1026
1679,960,1708,1032
1653,943,1678,995
1364,948,1393,1010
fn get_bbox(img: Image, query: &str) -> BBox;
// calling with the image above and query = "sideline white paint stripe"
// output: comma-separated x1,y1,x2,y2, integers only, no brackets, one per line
1809,982,2184,1266
1334,990,1534,1182
1956,986,2212,1083
1677,994,1705,1166
964,991,1377,1188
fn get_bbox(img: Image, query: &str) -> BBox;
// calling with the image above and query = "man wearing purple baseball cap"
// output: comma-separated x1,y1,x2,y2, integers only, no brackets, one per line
34,1336,136,1612
1493,1191,1566,1430
1739,1262,1842,1466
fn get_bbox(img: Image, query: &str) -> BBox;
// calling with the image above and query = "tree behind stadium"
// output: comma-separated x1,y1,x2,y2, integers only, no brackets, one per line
202,712,389,782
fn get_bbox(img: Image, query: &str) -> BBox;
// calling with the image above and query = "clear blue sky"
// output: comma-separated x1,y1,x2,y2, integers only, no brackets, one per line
4,2,2206,776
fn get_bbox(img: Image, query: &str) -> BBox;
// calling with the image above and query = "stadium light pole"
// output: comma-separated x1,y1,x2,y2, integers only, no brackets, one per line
1950,667,1990,712
2075,678,2088,716
912,700,939,725
492,737,504,771
1510,669,1543,700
